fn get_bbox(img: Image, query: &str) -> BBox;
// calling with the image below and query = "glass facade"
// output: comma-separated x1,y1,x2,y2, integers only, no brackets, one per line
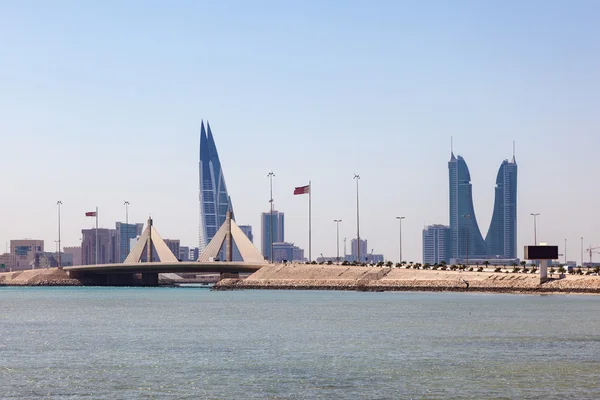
485,158,518,258
117,222,143,262
448,154,490,260
261,211,285,260
199,121,233,252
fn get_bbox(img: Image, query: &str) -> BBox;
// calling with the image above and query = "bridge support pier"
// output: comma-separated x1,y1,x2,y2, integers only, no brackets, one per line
141,272,159,286
106,274,136,286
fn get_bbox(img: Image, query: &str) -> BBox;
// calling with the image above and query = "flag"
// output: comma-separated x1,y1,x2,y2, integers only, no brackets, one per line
294,185,310,195
85,211,97,217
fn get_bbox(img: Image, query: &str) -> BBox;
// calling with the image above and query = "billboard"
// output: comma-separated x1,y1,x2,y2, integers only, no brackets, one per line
524,246,559,260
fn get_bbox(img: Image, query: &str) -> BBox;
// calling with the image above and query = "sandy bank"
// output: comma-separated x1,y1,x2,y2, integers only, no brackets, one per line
214,264,600,294
0,268,81,286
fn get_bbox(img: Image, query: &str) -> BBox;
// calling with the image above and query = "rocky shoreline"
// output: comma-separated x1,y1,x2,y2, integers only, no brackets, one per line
213,264,600,295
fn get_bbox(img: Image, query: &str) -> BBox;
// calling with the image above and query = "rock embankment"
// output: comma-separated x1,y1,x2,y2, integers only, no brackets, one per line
214,264,600,294
0,268,81,286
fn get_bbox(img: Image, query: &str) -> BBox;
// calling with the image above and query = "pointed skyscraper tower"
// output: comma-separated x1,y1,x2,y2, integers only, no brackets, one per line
199,121,234,252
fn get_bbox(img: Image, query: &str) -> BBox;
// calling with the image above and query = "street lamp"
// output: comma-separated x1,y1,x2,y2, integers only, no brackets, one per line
564,238,567,264
396,216,405,263
124,201,130,261
353,174,360,262
334,220,342,263
57,201,62,268
267,171,275,263
581,237,584,267
530,213,540,245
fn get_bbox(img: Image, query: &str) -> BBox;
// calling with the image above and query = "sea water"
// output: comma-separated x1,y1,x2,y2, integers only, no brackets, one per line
1,287,599,399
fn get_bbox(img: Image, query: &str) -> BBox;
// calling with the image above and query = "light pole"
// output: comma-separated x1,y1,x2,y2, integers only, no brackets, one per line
124,201,130,261
530,213,540,245
267,171,275,263
463,214,471,266
344,238,347,261
396,216,405,263
581,237,584,267
353,174,360,262
334,220,342,263
57,201,62,268
564,238,567,264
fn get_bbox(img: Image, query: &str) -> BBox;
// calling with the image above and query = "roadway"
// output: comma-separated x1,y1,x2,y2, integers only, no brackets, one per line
64,261,266,275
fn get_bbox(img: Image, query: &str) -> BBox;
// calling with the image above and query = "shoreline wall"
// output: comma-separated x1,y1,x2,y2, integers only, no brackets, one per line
214,264,600,294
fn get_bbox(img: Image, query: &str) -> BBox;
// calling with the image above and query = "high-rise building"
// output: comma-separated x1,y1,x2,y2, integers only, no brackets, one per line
199,121,233,252
261,211,285,260
164,239,180,260
485,157,518,259
448,153,490,261
349,238,368,262
116,222,144,262
179,246,190,262
81,229,118,265
190,247,199,261
239,225,253,243
423,225,451,265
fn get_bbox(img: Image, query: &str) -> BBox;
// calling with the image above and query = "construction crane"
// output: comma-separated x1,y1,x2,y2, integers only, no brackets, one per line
585,246,600,264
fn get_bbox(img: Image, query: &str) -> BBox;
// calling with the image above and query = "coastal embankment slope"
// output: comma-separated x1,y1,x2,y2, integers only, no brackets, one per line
0,268,81,286
215,263,600,294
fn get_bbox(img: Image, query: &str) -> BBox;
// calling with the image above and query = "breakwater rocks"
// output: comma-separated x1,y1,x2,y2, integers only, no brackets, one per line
0,268,81,286
213,264,600,294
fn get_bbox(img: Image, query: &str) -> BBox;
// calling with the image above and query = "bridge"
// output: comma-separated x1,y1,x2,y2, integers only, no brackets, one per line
67,213,268,286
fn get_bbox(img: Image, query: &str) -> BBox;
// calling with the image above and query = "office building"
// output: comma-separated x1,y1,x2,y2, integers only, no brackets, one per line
485,157,518,259
239,225,253,243
10,239,44,270
81,228,118,265
448,153,490,261
179,246,190,262
190,247,199,261
261,210,285,260
199,121,234,252
116,222,144,262
164,239,180,260
423,225,451,265
63,246,82,266
349,238,368,262
272,242,305,262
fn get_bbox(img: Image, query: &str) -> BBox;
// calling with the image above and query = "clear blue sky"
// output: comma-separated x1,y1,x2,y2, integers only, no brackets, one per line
2,0,600,263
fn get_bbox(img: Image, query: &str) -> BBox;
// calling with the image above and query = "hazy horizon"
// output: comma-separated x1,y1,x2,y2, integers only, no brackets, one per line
2,1,600,263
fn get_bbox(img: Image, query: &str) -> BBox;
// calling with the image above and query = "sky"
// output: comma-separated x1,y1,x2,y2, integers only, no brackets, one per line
1,0,600,264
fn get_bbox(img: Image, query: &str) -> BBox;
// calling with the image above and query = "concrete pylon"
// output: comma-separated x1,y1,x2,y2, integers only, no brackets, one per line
124,217,178,263
198,213,265,263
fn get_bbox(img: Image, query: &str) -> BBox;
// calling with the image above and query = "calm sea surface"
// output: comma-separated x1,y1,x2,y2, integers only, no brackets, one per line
1,288,600,399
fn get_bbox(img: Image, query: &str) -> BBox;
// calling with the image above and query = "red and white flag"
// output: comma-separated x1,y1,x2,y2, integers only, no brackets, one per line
85,211,97,217
294,184,310,195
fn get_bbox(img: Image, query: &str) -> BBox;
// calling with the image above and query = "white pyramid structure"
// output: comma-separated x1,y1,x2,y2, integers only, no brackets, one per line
198,211,265,263
124,218,178,263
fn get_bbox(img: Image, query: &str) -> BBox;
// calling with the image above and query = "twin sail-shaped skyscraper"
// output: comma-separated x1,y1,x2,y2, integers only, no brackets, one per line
198,121,233,252
448,151,518,262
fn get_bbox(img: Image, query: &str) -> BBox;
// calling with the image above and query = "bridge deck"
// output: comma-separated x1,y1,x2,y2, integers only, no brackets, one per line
65,261,267,275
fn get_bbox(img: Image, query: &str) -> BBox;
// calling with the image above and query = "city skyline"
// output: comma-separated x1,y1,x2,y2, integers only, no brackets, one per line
2,2,600,264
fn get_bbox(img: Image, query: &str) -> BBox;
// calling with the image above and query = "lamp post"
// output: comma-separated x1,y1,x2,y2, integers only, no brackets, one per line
344,238,347,261
564,238,567,264
530,213,540,245
396,216,405,263
57,201,62,268
353,174,360,262
124,201,130,261
463,214,471,266
267,171,275,263
581,237,584,267
334,220,342,263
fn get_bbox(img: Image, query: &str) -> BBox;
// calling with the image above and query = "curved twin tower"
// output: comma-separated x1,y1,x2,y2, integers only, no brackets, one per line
448,152,518,262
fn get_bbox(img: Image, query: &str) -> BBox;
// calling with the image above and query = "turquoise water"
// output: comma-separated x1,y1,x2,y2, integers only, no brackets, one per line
1,288,600,399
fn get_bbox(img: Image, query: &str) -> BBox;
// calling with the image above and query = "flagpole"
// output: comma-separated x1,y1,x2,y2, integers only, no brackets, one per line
309,181,312,262
95,206,98,265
